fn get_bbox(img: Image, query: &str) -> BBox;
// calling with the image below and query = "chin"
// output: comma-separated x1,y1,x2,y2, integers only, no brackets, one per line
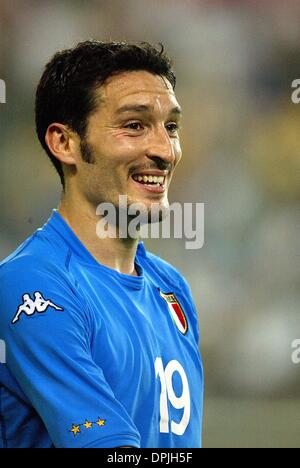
136,201,170,224
113,194,170,224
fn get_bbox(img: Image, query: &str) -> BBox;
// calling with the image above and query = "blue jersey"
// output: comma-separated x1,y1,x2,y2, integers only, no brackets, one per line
0,211,203,448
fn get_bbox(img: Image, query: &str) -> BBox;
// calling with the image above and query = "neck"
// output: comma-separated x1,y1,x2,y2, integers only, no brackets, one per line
58,193,140,276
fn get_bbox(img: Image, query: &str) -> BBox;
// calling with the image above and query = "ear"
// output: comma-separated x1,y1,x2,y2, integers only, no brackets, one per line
45,123,79,166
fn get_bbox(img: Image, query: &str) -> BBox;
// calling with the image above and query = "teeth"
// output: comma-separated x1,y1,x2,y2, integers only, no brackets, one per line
133,174,165,185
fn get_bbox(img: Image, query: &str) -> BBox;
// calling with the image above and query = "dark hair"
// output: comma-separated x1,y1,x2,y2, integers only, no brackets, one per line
35,40,176,187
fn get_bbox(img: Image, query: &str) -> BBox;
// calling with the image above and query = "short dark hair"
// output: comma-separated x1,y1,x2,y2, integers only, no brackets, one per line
35,40,176,187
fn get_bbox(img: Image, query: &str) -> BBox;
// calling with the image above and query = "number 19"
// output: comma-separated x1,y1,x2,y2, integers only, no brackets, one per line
155,357,190,436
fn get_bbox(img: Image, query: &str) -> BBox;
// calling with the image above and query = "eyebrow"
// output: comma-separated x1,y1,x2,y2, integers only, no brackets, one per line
115,104,182,117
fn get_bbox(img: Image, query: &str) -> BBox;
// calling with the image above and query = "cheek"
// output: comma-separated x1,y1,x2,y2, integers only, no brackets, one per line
174,140,182,165
105,136,142,165
114,136,143,156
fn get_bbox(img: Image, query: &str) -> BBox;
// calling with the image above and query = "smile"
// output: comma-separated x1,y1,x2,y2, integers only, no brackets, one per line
131,173,167,194
132,174,165,187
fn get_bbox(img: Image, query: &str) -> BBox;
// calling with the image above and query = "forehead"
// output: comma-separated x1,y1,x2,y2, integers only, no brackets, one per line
97,70,180,114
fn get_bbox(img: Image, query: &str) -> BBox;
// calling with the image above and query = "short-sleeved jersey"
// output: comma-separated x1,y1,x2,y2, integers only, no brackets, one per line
0,211,203,448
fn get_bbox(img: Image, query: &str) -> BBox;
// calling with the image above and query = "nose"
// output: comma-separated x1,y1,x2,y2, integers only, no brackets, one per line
145,124,179,166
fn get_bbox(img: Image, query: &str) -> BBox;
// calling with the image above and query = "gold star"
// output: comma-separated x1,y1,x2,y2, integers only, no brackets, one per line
70,424,81,437
96,418,106,427
83,420,93,429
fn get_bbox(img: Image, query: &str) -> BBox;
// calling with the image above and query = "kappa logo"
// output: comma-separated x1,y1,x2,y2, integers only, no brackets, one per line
12,292,64,324
159,290,188,335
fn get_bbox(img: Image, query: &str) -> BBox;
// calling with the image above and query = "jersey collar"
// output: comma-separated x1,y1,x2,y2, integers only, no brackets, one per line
46,210,146,290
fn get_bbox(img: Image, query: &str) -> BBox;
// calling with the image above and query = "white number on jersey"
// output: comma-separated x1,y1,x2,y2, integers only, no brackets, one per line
154,357,191,436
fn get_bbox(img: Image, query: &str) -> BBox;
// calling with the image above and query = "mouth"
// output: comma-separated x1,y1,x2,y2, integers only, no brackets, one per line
130,172,167,194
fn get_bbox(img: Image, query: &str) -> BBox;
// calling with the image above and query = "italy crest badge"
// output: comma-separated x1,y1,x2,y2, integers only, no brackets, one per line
159,290,188,335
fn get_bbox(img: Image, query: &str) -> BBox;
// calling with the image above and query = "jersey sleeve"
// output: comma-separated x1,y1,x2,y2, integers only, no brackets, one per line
0,258,141,448
176,275,201,345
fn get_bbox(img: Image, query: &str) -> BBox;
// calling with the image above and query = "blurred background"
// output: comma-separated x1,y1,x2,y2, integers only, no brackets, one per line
0,0,299,448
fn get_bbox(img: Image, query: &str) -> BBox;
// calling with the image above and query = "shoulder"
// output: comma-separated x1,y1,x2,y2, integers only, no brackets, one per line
139,243,200,343
0,230,86,336
139,242,190,293
0,228,73,285
0,230,83,327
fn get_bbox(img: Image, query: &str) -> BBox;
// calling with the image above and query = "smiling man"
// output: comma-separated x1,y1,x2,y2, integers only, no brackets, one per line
0,41,203,448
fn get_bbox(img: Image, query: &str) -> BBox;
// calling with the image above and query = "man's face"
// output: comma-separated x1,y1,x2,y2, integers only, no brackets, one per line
75,70,182,221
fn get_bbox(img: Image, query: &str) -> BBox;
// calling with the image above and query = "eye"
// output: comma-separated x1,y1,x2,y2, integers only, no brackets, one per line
166,123,180,133
125,122,143,131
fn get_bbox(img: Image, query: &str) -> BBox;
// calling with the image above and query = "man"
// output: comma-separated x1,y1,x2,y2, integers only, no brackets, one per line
0,41,203,448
